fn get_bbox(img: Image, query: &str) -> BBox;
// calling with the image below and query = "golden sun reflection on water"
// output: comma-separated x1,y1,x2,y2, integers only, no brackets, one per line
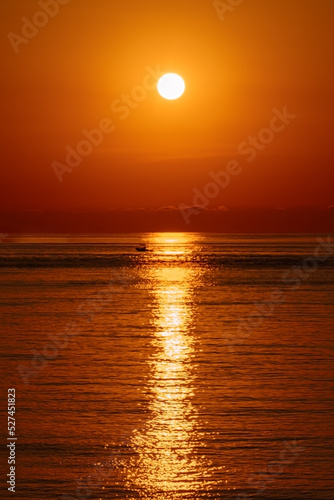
115,234,221,498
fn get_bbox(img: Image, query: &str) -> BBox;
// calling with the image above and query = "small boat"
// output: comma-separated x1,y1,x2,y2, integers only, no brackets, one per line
136,245,149,252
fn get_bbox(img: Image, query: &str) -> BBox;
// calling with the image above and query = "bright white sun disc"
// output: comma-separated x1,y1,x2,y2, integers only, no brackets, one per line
157,73,185,100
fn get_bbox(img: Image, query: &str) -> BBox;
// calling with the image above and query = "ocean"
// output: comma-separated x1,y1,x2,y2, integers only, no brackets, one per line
1,233,333,500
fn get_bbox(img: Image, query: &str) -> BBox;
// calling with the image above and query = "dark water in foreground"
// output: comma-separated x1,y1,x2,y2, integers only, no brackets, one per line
1,234,334,499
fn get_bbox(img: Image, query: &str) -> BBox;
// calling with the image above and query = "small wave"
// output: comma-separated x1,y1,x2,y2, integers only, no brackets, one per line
0,253,333,269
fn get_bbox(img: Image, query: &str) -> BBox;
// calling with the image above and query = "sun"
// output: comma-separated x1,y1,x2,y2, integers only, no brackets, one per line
157,73,185,100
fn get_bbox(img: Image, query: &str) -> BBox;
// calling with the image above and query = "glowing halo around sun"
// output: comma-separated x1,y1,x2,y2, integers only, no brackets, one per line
157,73,185,100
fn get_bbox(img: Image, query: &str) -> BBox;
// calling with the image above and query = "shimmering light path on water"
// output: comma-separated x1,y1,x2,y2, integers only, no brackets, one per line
1,234,333,499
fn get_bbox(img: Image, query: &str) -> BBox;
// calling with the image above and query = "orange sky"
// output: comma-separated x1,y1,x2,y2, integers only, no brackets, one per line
1,0,334,230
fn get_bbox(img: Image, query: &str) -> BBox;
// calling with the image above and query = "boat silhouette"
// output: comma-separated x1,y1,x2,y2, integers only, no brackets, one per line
136,245,149,252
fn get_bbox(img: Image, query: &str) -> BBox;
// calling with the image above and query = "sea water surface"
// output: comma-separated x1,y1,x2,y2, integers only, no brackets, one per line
1,233,333,499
